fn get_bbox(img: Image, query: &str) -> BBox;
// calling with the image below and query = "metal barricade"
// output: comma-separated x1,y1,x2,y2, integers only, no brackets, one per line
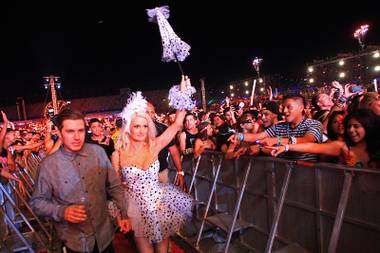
1,152,53,253
169,151,380,253
0,180,52,252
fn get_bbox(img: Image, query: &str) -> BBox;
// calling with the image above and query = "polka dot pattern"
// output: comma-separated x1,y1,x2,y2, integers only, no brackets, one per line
121,160,193,243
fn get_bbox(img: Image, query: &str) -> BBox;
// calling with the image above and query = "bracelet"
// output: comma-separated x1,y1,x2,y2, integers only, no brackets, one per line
284,144,289,152
177,171,185,176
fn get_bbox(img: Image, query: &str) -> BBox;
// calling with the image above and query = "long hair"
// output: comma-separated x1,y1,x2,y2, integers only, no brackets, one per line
115,111,157,155
343,109,378,156
327,111,346,141
196,121,210,141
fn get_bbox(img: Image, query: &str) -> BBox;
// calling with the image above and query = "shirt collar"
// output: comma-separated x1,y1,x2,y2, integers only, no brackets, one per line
60,144,89,160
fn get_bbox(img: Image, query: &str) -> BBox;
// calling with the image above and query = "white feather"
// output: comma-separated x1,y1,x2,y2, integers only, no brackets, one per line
120,91,147,133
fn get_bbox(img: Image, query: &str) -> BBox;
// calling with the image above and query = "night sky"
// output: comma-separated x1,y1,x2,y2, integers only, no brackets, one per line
1,2,379,106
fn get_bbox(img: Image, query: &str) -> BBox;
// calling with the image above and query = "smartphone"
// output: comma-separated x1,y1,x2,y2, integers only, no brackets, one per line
350,85,363,93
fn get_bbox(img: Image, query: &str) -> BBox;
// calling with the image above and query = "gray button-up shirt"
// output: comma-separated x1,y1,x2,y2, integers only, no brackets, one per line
30,143,127,252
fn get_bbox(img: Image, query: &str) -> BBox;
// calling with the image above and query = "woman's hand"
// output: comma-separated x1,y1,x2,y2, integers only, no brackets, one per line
175,174,187,192
341,145,356,167
180,75,191,92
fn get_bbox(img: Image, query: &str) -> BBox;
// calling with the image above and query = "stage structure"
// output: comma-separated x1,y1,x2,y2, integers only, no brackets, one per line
42,75,69,118
305,46,380,87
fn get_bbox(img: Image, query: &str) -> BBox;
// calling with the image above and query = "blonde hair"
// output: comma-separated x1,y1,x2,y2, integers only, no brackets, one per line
115,111,156,156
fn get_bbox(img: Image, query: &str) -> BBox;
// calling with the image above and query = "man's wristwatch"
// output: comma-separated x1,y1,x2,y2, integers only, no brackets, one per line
177,171,185,176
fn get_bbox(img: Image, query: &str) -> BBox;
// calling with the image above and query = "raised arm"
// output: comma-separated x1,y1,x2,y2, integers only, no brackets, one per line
12,140,44,152
155,75,191,154
0,111,9,150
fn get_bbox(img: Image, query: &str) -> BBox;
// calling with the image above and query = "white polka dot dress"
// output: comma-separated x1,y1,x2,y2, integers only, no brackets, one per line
121,160,192,243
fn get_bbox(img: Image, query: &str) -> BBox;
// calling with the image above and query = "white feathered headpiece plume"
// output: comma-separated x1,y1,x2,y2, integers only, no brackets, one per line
120,91,147,133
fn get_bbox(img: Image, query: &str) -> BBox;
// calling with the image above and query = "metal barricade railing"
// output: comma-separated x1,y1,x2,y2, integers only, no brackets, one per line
0,180,52,252
169,151,380,253
24,152,42,181
1,152,53,253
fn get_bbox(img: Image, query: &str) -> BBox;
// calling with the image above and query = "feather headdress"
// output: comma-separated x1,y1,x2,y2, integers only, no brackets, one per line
120,91,147,133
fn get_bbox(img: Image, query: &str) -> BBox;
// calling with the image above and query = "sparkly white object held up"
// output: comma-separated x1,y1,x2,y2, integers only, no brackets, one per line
146,5,191,62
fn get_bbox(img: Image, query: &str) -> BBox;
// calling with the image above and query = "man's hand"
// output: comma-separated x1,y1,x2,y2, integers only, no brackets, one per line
331,81,344,93
267,86,273,101
117,218,132,233
64,205,87,223
100,137,110,145
265,146,286,157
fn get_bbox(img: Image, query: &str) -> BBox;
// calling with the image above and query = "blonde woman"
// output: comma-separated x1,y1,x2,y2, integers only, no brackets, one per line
112,76,194,253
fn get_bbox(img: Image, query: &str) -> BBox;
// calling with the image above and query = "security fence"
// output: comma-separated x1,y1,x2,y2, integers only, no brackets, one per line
169,151,380,253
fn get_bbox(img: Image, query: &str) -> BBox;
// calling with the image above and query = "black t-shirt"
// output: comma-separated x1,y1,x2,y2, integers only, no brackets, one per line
85,136,115,160
216,123,234,151
0,147,7,159
155,121,177,172
184,130,197,150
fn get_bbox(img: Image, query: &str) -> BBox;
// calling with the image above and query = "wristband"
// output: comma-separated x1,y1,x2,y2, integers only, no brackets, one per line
177,171,185,176
284,144,289,152
240,133,245,142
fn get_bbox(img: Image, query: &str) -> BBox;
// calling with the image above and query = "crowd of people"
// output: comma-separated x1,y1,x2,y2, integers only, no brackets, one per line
0,77,379,252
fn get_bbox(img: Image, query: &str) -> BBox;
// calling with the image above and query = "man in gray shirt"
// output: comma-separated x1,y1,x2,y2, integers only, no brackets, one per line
31,108,131,253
